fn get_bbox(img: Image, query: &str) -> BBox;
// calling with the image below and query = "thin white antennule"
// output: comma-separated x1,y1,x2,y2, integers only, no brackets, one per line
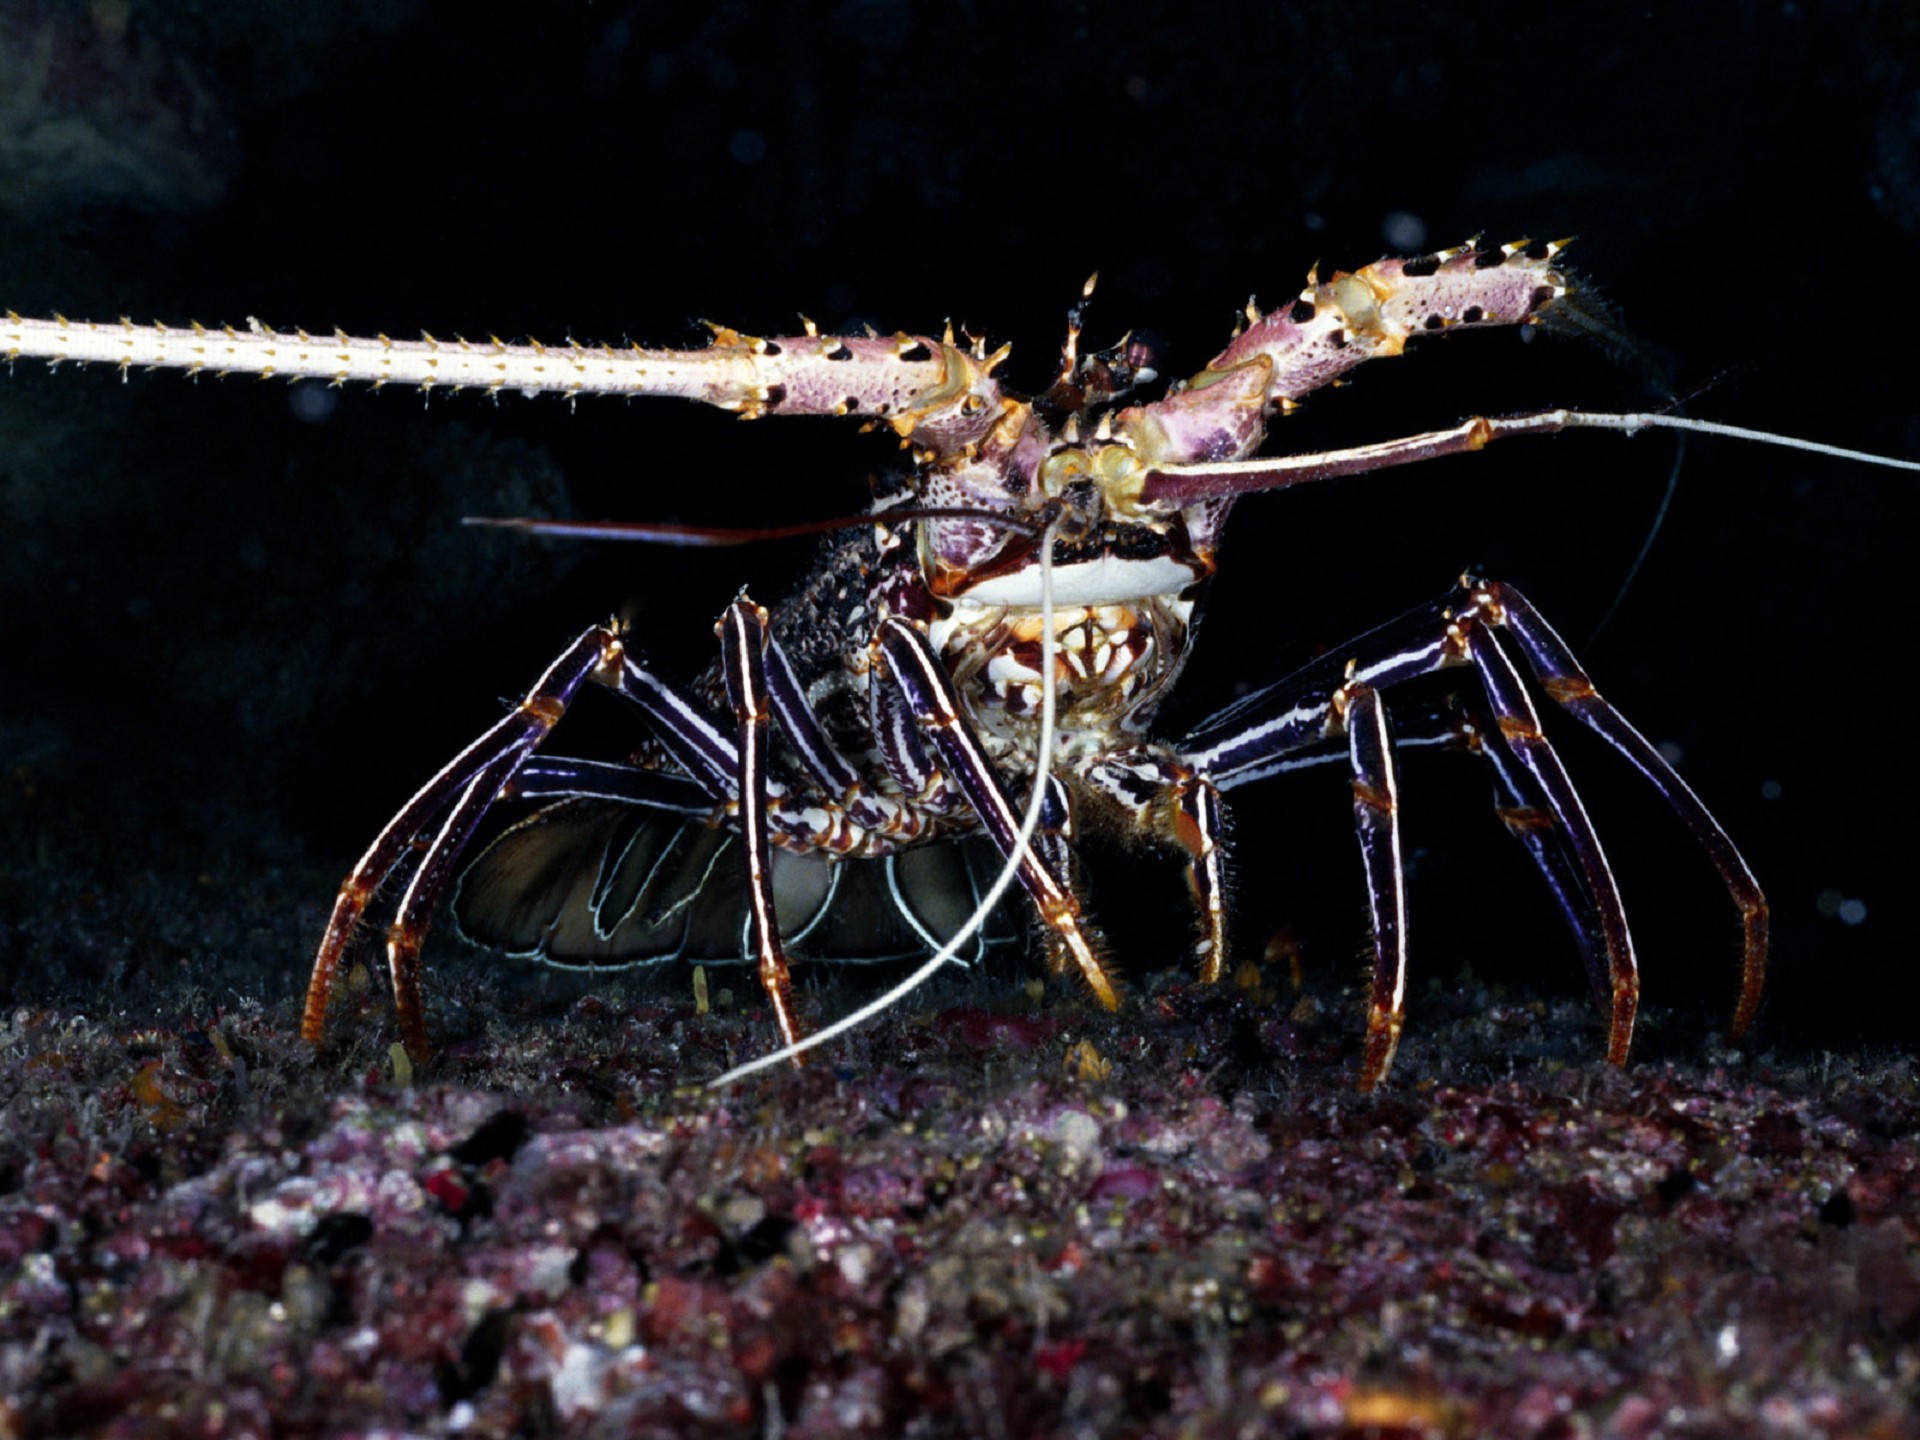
708,512,1065,1089
1565,412,1920,473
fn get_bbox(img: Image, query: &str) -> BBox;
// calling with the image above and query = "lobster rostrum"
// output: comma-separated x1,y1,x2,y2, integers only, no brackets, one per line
20,239,1884,1088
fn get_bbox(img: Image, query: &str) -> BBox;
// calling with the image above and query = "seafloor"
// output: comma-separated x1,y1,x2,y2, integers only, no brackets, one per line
1,933,1915,1438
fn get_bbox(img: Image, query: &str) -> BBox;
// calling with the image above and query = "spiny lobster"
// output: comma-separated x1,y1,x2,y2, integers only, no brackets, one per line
14,241,1909,1087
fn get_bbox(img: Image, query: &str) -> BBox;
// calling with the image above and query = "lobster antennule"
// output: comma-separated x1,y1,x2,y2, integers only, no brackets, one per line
1135,408,1920,509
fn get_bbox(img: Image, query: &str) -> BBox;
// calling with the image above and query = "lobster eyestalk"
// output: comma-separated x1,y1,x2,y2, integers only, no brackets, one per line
1135,409,1920,509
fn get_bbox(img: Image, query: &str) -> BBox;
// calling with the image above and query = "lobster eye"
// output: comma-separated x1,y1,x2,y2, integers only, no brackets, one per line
1055,479,1104,541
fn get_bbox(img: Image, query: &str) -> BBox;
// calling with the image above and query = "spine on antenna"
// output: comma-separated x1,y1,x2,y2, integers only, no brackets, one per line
0,311,985,425
1211,240,1572,401
1118,242,1572,473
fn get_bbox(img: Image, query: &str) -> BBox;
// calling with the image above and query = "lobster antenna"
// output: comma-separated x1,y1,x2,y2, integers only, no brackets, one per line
1561,412,1920,470
708,509,1066,1088
463,506,1046,547
1139,408,1920,508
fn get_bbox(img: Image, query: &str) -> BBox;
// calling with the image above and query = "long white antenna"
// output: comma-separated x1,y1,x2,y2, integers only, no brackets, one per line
1559,412,1920,472
708,511,1065,1088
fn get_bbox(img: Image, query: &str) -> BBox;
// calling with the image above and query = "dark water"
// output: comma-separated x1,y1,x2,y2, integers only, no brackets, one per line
1,0,1912,1048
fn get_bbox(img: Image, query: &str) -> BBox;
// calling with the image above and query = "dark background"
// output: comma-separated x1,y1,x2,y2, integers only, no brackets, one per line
1,0,1913,1054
